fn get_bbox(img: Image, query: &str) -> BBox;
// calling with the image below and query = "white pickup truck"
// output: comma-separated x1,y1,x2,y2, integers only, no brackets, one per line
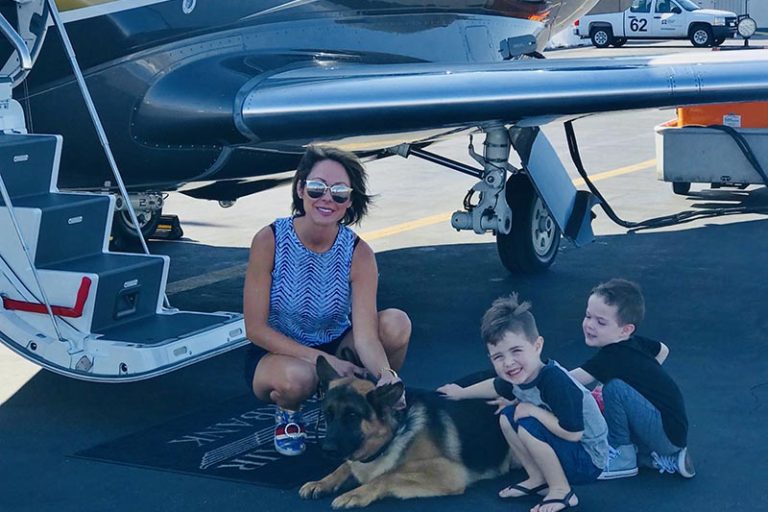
575,0,738,48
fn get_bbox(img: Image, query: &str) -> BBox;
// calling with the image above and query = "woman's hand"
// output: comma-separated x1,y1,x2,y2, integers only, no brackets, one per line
377,368,406,409
377,368,400,387
325,355,366,378
437,383,466,400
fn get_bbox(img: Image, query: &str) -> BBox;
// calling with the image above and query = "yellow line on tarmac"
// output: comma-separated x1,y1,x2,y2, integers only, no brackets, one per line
571,158,656,187
360,159,657,240
361,212,453,241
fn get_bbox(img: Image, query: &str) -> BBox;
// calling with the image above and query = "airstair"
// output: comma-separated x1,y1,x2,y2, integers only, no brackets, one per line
0,1,247,382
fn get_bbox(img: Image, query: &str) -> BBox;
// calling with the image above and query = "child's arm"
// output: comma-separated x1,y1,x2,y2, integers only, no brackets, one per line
656,342,670,364
437,377,497,400
569,367,597,387
513,403,583,442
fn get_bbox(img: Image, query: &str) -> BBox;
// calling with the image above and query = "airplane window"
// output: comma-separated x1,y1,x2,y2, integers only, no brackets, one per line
630,0,651,13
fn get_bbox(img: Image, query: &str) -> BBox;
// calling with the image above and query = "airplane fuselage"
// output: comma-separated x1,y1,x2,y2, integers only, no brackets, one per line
9,0,595,197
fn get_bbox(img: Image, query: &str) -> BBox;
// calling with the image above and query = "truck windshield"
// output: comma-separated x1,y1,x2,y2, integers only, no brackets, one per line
676,0,700,11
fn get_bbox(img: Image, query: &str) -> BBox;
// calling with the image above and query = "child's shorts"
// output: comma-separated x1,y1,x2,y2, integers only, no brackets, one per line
501,405,601,485
242,328,351,391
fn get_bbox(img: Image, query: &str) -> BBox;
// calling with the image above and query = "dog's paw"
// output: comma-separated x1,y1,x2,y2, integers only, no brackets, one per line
299,480,330,500
331,490,374,509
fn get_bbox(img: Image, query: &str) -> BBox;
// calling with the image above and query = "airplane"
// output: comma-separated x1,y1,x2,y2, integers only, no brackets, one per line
1,0,767,382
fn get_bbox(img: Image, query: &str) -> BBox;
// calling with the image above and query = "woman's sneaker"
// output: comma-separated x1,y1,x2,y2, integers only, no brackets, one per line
274,407,306,456
598,444,639,480
651,447,696,478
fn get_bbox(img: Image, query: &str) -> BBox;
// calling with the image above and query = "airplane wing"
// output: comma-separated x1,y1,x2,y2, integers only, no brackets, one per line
239,51,768,142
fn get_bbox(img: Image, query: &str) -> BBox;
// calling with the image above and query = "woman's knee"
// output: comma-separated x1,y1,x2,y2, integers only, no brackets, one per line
253,358,317,403
378,308,411,348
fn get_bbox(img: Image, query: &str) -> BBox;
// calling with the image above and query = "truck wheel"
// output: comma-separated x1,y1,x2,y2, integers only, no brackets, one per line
496,174,560,274
612,37,628,47
689,25,713,47
590,27,613,48
672,182,691,195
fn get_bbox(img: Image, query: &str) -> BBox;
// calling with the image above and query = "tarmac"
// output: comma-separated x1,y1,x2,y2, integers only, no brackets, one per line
1,38,767,512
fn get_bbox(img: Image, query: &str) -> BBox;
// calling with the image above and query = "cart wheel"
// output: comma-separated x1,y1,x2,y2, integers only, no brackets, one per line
672,182,691,195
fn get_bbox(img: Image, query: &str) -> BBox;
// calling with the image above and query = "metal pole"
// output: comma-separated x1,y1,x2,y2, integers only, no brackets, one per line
0,174,66,343
0,14,32,71
44,0,170,309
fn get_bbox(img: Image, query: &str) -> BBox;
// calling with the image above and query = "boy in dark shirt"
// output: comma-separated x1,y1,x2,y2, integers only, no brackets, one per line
439,294,607,512
570,279,695,479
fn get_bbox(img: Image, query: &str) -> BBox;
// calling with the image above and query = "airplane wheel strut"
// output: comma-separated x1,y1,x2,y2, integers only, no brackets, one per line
111,207,162,250
496,174,560,273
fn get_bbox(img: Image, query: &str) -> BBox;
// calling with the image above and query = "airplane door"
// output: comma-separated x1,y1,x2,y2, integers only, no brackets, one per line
653,0,686,37
625,0,654,38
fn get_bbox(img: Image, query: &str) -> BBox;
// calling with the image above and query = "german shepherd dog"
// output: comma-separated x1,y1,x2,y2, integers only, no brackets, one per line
299,357,518,508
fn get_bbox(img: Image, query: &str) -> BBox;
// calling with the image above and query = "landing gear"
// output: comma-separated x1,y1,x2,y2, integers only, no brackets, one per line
110,192,164,250
389,125,573,274
496,174,560,273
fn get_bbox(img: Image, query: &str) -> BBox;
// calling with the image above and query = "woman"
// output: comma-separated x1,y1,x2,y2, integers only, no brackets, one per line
243,146,411,456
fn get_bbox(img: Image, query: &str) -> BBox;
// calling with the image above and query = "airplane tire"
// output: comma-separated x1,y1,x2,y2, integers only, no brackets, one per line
111,208,161,250
496,174,560,274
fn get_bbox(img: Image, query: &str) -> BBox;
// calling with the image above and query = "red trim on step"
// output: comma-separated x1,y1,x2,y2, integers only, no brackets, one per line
2,277,92,318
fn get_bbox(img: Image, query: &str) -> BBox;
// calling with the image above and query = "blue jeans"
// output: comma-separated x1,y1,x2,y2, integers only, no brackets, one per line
602,379,682,458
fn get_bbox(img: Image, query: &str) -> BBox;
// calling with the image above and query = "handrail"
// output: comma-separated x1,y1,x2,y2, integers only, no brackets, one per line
0,13,32,71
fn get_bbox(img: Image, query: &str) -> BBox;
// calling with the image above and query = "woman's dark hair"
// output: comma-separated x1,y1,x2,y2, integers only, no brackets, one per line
291,146,372,225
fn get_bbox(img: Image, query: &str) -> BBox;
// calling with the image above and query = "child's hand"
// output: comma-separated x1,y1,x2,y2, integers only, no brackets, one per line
487,396,518,414
437,383,465,400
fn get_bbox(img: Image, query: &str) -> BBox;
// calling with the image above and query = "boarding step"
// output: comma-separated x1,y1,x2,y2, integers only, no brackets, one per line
8,192,112,267
95,311,238,345
0,134,59,198
42,252,166,333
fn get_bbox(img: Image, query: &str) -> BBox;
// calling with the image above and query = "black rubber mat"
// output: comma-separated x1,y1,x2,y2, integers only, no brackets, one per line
73,395,336,488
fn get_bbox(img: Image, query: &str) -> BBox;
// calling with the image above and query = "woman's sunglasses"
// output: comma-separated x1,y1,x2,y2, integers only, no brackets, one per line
304,179,353,204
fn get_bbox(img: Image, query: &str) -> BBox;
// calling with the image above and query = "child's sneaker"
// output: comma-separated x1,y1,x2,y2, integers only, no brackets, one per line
274,407,306,456
651,447,695,478
598,444,639,480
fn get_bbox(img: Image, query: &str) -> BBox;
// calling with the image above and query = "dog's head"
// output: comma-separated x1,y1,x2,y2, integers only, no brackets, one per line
316,356,405,461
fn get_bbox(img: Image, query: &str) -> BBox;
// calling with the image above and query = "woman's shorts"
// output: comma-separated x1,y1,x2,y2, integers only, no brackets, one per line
242,327,351,390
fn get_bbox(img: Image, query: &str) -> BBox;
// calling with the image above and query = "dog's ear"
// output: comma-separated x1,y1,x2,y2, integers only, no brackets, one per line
367,381,405,412
316,356,341,394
